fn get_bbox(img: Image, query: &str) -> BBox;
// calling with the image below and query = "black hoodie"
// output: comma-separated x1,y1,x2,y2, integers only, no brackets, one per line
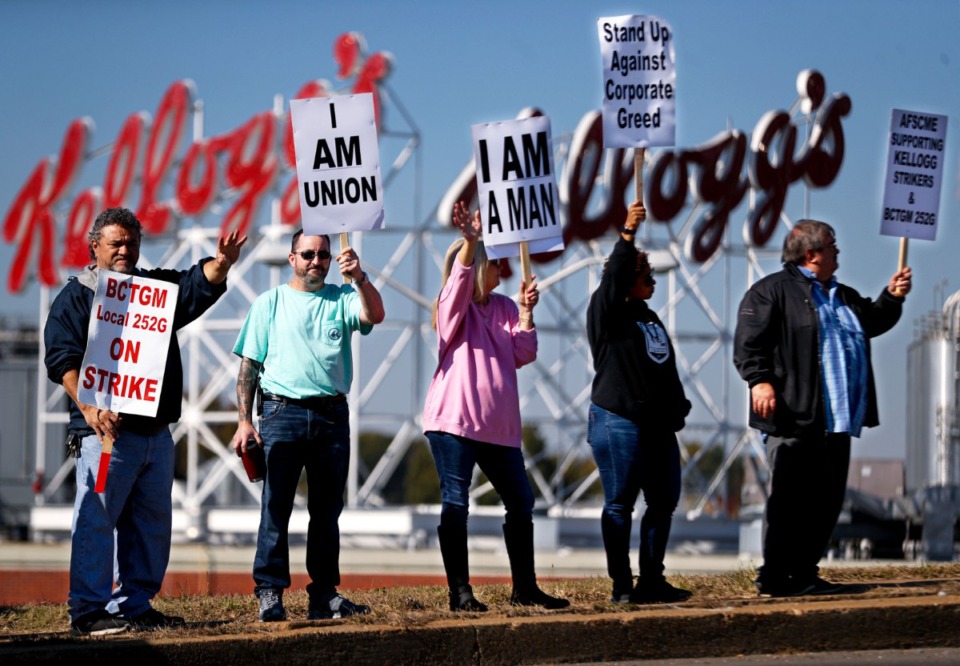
587,237,691,431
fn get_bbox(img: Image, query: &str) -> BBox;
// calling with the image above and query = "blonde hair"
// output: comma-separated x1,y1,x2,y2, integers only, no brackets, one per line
431,238,492,329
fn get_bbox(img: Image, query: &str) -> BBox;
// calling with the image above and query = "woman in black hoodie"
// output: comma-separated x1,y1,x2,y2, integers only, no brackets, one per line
587,200,692,604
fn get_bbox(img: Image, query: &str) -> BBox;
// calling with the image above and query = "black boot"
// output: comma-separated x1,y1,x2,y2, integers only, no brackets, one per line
437,524,487,612
502,522,570,609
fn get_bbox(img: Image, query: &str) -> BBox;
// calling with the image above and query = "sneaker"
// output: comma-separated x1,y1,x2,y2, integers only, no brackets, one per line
629,579,692,604
610,586,634,604
258,589,286,622
307,593,371,620
71,609,130,636
127,607,185,630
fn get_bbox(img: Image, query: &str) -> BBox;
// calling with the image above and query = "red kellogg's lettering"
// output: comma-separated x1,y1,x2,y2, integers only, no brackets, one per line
63,189,102,268
2,118,91,292
104,112,148,210
3,33,398,292
219,112,277,238
334,32,392,129
561,111,634,246
137,81,193,234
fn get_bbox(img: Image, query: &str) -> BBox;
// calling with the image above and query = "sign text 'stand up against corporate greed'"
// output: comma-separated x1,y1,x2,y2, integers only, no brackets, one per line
597,15,676,148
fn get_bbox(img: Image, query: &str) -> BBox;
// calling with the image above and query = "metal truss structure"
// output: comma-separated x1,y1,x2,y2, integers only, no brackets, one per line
30,79,814,541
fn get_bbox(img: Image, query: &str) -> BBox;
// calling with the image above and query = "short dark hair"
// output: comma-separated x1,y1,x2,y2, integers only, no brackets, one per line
291,229,331,253
782,219,835,265
88,208,143,260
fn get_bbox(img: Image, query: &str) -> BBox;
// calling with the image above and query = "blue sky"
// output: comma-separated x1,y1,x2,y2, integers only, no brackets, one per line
1,0,958,460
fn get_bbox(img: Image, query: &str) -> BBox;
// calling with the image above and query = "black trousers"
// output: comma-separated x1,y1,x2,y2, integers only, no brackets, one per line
759,432,851,583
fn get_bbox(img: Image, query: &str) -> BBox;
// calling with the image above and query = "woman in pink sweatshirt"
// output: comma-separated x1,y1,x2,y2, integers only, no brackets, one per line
422,202,568,612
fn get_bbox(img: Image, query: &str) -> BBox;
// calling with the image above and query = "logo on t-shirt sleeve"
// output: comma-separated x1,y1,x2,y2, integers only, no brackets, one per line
637,321,670,364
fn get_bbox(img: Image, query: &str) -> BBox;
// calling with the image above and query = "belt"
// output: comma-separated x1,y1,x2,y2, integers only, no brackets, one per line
261,392,346,410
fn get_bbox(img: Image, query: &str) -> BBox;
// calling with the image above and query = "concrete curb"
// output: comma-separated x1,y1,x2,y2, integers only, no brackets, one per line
3,594,959,665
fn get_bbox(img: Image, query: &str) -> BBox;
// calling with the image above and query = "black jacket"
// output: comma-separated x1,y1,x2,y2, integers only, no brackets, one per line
733,263,903,437
44,260,226,436
587,237,691,431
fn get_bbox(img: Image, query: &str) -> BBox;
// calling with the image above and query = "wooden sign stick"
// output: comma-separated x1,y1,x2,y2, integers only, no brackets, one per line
519,242,533,287
634,148,645,204
340,232,352,283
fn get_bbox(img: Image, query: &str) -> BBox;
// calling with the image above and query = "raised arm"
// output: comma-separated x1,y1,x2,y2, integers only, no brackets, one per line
453,201,482,267
337,247,385,325
203,229,248,285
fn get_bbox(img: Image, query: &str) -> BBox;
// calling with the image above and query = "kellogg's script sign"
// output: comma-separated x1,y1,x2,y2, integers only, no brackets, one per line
3,48,849,293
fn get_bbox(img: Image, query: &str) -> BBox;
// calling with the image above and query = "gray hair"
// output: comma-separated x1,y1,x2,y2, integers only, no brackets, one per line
781,219,835,265
88,208,143,260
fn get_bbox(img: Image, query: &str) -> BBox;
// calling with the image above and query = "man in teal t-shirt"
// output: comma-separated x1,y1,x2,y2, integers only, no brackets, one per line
231,229,385,621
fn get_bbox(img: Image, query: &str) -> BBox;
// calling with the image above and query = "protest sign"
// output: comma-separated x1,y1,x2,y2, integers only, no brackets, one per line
880,109,947,243
290,93,385,235
597,15,676,149
78,270,179,418
471,116,564,266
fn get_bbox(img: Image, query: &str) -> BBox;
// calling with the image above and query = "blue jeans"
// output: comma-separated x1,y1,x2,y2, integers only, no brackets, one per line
426,432,534,529
254,400,350,600
70,429,174,621
588,404,681,591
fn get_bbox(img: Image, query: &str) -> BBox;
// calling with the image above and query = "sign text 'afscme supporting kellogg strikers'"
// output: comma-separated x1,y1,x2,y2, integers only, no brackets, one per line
880,109,947,242
79,271,178,417
598,15,676,149
471,116,563,255
290,94,385,235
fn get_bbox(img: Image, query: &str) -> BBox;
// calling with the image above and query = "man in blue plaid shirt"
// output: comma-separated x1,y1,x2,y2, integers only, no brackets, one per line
734,220,911,597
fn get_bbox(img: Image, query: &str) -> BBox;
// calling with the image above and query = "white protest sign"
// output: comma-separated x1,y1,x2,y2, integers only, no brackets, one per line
290,94,385,235
471,116,564,252
598,15,676,149
880,109,947,241
78,270,178,417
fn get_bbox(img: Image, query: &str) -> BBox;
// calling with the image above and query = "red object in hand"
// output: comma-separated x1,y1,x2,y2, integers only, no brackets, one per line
240,439,266,482
94,436,114,494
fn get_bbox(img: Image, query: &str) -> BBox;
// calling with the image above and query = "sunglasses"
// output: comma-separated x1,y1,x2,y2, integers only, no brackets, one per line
296,250,332,261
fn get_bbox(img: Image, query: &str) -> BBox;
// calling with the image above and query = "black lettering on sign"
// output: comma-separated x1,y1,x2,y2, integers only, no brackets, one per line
313,136,362,169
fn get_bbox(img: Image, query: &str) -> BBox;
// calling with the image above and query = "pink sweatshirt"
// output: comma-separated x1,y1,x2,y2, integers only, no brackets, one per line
422,260,537,447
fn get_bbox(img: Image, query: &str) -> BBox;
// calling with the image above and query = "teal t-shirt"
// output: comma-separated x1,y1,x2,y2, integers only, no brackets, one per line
233,283,373,397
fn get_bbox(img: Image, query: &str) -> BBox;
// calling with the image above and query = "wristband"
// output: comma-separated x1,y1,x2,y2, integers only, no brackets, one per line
621,227,636,236
354,271,368,287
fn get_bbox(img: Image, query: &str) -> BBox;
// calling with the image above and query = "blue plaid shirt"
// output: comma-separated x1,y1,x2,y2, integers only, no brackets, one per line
798,267,868,436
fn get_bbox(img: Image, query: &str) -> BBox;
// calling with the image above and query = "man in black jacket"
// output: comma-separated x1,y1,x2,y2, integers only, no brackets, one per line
734,220,911,597
44,207,245,634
